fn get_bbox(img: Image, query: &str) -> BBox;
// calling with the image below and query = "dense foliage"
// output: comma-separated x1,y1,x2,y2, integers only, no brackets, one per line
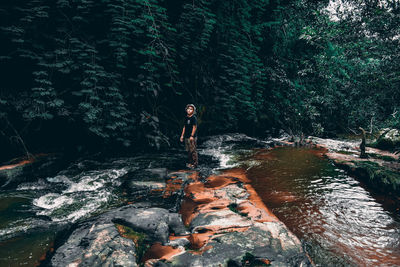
1,0,400,160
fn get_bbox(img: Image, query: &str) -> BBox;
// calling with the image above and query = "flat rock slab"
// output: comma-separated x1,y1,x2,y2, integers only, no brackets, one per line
51,219,138,267
170,223,304,267
124,168,168,193
109,206,188,244
51,204,187,266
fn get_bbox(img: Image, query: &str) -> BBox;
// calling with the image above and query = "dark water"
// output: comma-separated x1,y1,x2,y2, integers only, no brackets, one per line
245,147,400,267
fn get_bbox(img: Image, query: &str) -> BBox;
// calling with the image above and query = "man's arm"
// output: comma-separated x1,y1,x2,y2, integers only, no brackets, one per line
180,126,185,142
190,117,197,139
190,125,197,139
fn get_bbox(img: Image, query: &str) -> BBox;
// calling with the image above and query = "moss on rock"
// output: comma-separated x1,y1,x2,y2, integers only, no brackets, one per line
351,161,400,195
115,223,150,263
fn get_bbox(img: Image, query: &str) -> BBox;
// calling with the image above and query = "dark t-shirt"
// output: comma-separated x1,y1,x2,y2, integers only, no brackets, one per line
184,115,197,138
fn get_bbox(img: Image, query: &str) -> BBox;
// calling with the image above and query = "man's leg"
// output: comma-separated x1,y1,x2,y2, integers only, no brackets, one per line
189,137,198,167
184,138,191,166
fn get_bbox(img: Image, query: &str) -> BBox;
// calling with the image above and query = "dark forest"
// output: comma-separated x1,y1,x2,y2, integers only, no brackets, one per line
2,0,400,161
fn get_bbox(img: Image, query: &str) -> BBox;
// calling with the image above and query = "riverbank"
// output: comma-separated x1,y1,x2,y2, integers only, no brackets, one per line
271,135,400,198
306,136,400,197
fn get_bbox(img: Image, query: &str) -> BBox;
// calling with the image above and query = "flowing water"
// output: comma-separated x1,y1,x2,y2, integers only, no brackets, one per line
0,152,186,266
0,135,399,266
242,146,400,267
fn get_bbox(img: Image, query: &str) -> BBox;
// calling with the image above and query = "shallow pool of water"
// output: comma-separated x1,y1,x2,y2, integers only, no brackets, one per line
244,147,400,266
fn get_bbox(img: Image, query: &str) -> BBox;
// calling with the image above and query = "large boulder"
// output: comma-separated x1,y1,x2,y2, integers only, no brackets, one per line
375,128,400,150
109,206,188,244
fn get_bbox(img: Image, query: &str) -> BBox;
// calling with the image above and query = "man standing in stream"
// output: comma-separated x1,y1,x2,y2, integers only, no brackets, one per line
180,104,198,168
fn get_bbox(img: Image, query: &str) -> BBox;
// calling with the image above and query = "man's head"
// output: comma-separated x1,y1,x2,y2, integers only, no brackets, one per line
185,104,196,116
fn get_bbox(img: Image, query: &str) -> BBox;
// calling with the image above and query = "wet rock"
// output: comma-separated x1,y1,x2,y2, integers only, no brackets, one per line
0,154,64,188
169,223,308,267
169,237,190,247
123,168,168,195
190,209,252,232
150,169,311,267
338,160,400,195
163,171,199,202
307,136,358,153
51,204,188,266
51,219,138,267
128,180,166,191
110,206,189,244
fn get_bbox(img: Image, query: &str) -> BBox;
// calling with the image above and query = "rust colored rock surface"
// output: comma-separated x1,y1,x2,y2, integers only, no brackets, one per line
146,169,309,266
143,242,184,262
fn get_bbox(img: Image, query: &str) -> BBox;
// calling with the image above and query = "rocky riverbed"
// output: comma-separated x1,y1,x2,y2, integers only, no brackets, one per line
0,134,312,267
2,132,399,266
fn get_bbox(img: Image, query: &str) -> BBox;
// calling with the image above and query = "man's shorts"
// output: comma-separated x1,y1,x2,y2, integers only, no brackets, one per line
184,137,197,152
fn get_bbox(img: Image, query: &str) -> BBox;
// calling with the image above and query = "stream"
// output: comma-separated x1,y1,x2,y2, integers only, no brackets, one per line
0,134,399,266
243,146,400,266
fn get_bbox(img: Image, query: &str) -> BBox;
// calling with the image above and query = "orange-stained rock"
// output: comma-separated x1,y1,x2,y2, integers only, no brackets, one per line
180,197,199,226
188,245,213,255
171,165,296,264
243,184,279,222
218,168,251,183
260,258,271,265
180,167,279,230
196,198,230,213
0,153,50,171
0,159,34,171
204,175,237,189
142,242,184,262
180,196,226,226
236,201,274,222
184,182,206,197
188,171,200,181
188,232,214,249
163,178,183,198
